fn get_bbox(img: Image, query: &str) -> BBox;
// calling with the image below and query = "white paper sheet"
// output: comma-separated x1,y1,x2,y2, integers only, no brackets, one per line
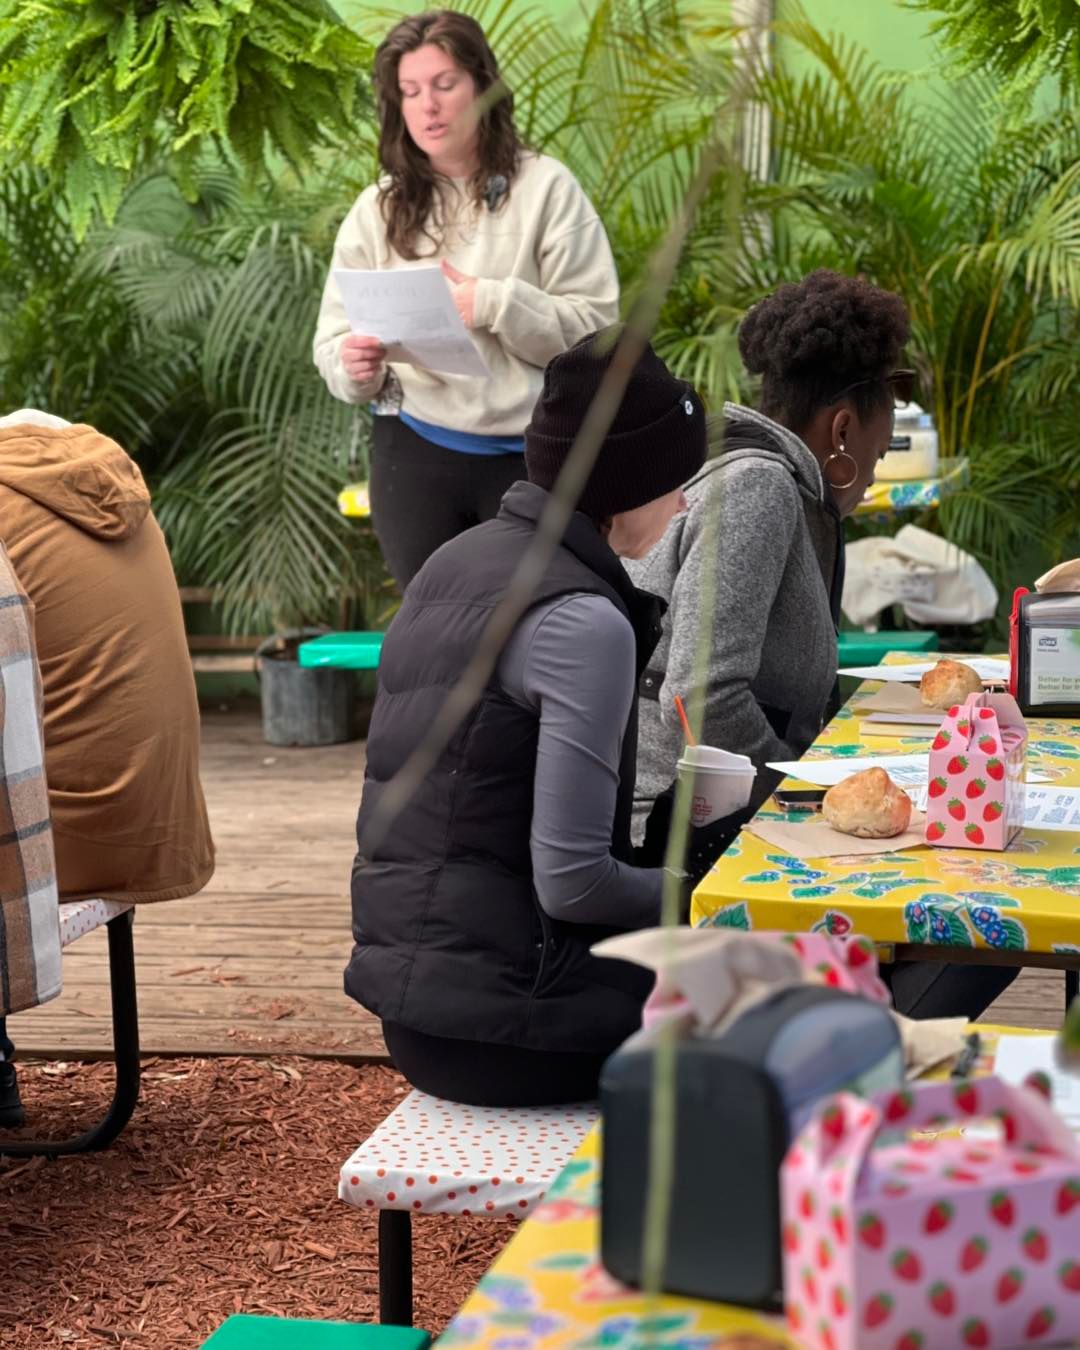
1020,787,1080,832
333,266,488,378
839,658,1011,684
771,753,1053,791
766,753,939,788
993,1035,1080,1132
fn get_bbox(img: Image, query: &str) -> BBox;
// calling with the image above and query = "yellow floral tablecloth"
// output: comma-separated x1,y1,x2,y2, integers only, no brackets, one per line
440,1027,1037,1350
439,1128,794,1350
852,458,968,524
691,659,1080,958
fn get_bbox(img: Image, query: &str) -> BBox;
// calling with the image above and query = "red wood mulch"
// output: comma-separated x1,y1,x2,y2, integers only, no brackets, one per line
1,1057,515,1348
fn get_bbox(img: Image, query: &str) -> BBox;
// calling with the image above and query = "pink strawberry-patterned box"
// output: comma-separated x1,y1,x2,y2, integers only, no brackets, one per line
925,692,1027,850
781,1075,1080,1350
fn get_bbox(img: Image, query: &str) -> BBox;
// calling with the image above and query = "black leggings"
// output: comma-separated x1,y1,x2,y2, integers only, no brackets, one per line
0,1017,11,1061
882,960,1019,1021
382,1021,609,1107
369,416,525,590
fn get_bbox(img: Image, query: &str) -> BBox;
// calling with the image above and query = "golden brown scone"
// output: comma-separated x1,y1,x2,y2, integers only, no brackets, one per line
919,657,984,710
823,767,913,838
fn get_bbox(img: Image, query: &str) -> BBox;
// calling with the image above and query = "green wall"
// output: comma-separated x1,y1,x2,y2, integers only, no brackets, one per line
346,0,943,79
775,0,939,76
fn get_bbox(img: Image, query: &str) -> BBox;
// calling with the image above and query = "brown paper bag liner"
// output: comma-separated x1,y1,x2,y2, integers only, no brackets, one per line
744,812,928,860
857,682,935,716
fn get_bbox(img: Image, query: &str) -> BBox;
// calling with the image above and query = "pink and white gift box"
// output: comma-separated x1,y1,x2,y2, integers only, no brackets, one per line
925,692,1027,850
781,1075,1080,1350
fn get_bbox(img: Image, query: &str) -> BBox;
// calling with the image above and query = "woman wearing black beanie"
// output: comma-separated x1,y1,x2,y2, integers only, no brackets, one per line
345,331,706,1106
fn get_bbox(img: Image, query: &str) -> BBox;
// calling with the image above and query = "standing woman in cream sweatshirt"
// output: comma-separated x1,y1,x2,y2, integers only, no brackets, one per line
313,10,620,587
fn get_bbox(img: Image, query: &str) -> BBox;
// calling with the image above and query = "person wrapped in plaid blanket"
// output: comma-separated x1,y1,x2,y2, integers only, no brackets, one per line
0,541,61,1127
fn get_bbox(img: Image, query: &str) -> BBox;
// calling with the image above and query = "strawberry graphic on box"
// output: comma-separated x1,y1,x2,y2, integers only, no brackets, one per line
780,1074,1080,1350
961,1319,990,1348
925,691,1027,851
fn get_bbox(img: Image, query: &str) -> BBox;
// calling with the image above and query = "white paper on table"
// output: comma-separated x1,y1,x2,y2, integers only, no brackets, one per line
766,753,939,788
333,266,488,378
838,658,1011,684
993,1035,1080,1132
770,753,1053,791
1020,787,1080,832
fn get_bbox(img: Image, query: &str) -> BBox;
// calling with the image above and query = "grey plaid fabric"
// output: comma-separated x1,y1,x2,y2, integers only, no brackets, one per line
0,542,61,1015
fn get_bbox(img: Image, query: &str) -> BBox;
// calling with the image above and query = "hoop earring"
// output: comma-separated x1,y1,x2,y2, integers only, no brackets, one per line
823,448,859,491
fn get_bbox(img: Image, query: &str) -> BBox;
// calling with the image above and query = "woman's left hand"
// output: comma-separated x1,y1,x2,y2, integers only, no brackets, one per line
441,260,478,329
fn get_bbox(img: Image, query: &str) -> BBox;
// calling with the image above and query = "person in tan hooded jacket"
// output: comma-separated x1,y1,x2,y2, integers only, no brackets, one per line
0,410,214,903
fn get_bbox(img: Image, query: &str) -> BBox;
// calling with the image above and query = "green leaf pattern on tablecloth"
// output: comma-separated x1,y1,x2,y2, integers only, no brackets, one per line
534,1254,592,1271
1030,739,1080,760
544,1158,594,1201
706,901,750,930
850,878,923,899
957,891,1021,908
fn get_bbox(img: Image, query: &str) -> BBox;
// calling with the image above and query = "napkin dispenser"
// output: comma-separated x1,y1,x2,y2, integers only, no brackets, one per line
599,984,903,1311
1010,586,1080,716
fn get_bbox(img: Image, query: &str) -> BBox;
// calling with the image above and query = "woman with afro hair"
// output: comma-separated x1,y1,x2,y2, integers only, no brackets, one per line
628,269,1017,1020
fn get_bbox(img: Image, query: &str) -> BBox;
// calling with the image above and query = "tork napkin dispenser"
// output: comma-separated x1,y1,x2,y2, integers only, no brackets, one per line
1010,574,1080,717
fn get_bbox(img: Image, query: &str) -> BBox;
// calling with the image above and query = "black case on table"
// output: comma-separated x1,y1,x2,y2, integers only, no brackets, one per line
599,984,900,1311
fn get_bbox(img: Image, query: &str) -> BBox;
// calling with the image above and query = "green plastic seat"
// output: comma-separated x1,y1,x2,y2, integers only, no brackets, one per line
837,629,939,667
298,631,384,671
202,1315,431,1349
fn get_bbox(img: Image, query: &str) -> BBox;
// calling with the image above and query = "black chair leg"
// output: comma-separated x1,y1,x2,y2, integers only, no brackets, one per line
378,1208,413,1326
0,910,141,1158
1067,966,1079,1013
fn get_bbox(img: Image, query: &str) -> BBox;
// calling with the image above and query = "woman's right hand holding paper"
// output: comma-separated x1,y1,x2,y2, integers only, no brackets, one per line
342,334,387,385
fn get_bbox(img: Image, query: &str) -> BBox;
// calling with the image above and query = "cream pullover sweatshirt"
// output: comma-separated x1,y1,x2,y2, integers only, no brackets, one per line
312,153,620,436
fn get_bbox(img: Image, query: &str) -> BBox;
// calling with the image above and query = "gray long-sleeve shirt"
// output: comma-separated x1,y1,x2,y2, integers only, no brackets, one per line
495,592,662,929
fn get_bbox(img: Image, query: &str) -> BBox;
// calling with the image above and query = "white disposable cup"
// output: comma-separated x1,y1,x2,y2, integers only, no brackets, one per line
677,756,757,828
679,744,742,770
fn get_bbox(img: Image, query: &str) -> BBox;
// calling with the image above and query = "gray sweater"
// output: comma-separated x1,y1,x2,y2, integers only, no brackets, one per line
625,403,841,844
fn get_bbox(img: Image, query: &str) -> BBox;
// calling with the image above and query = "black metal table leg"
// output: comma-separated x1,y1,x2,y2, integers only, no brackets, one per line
378,1208,414,1326
0,910,141,1158
1066,965,1079,1013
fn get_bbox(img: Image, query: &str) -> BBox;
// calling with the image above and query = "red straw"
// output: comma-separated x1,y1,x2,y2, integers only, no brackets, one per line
674,694,696,746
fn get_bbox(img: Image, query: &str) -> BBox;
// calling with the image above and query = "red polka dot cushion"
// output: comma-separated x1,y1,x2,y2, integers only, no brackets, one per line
339,1091,598,1218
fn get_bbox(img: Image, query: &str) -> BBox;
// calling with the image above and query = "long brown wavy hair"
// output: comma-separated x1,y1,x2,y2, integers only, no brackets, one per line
373,11,523,260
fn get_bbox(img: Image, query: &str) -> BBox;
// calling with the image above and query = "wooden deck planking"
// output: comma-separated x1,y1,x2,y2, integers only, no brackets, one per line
8,708,1067,1062
10,708,385,1061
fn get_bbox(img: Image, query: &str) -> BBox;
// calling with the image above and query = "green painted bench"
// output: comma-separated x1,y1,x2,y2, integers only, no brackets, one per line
202,1315,430,1349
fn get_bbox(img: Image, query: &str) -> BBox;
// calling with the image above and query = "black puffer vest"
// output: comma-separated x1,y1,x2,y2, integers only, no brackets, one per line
346,481,662,1053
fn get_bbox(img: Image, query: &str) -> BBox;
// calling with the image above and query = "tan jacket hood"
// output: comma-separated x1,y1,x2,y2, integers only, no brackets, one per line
0,418,150,540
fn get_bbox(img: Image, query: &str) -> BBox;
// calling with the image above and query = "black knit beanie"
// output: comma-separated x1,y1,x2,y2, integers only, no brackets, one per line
524,329,707,518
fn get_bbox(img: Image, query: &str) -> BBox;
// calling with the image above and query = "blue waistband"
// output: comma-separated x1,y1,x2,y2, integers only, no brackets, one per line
399,411,525,456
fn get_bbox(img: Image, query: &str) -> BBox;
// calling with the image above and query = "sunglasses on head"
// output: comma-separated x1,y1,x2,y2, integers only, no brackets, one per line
828,368,917,408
